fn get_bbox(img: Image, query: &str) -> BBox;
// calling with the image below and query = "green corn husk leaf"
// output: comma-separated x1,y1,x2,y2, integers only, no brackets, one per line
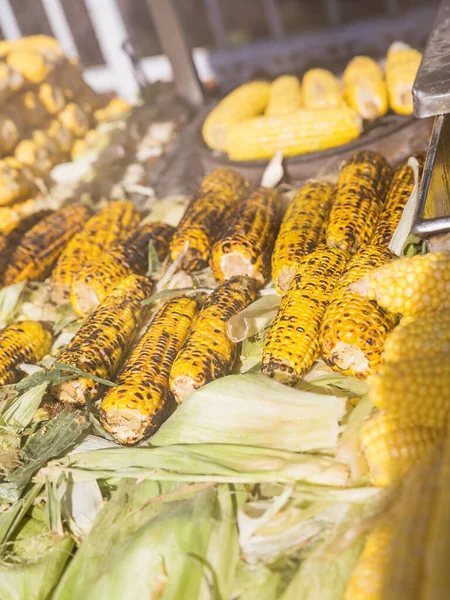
336,395,373,483
0,484,43,545
1,383,48,433
60,477,104,540
150,374,346,453
233,561,283,600
146,241,160,276
240,336,265,373
0,282,27,329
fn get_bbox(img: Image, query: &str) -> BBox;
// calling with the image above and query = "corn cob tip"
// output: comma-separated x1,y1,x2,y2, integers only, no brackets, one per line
99,403,172,445
324,341,369,377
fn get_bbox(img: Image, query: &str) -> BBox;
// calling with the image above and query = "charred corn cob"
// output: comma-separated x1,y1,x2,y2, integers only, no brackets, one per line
271,181,334,294
0,157,35,206
202,81,270,152
0,320,52,386
47,119,74,154
343,56,388,121
302,68,343,109
262,245,349,384
169,276,258,403
0,199,37,233
94,97,131,123
385,42,422,115
57,103,90,137
50,274,153,405
50,200,140,304
71,222,175,317
15,131,61,174
3,203,92,286
210,188,281,284
38,82,66,115
352,252,450,317
360,411,442,487
326,150,393,253
16,90,47,127
101,295,197,444
320,245,398,379
170,168,250,272
265,75,302,116
227,107,362,161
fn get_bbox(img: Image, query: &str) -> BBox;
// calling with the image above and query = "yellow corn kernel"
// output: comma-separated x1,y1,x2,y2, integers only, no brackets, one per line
0,62,24,102
0,199,37,233
302,68,343,109
6,50,52,84
0,114,20,156
385,42,422,115
343,56,388,120
38,82,66,115
15,131,61,174
265,75,302,116
94,97,131,122
57,103,90,137
16,90,47,127
0,157,35,206
46,119,74,154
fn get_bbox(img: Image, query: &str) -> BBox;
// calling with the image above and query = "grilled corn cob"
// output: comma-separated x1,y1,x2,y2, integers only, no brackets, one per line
0,320,52,386
0,157,35,206
302,68,343,109
343,56,388,121
16,90,47,127
265,75,302,116
50,201,140,304
320,245,398,378
202,81,270,152
262,245,349,384
170,168,250,272
101,295,197,444
71,222,175,317
326,150,393,253
210,188,281,284
0,199,37,233
385,42,422,115
57,103,90,137
169,276,258,403
271,181,334,294
50,274,153,405
3,203,92,286
227,107,362,161
360,411,442,487
38,82,66,115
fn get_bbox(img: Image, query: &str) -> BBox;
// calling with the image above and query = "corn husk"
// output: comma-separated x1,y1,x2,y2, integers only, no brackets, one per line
0,282,26,329
228,294,280,342
389,155,420,256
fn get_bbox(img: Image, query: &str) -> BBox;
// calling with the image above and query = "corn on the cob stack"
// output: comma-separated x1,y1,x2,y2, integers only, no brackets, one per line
343,56,388,121
0,157,35,206
202,81,270,152
352,252,450,317
71,222,175,317
326,150,393,253
227,107,362,161
50,274,153,405
271,181,334,295
170,168,250,272
169,276,258,403
302,68,343,109
0,320,52,386
16,90,47,127
57,103,90,137
385,42,422,115
50,200,140,304
210,187,281,284
101,295,198,444
265,75,302,116
38,82,66,115
320,245,398,379
262,245,349,384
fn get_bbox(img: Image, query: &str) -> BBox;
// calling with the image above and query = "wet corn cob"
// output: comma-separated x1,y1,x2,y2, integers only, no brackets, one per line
265,75,302,116
0,157,35,206
202,81,270,152
343,56,388,121
16,90,48,127
169,276,258,403
227,107,362,161
271,181,334,295
210,187,281,284
71,222,175,317
3,203,92,286
38,82,66,115
352,252,450,317
385,42,422,115
262,245,349,385
50,274,153,405
170,168,250,272
319,245,398,379
50,200,140,304
101,295,198,444
326,150,393,253
57,103,90,137
0,320,52,386
302,68,343,109
360,411,442,487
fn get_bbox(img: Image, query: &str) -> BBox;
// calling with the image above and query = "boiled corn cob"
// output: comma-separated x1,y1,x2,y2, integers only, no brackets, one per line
170,168,250,272
360,411,442,487
169,276,258,403
385,42,422,115
16,90,48,127
57,103,90,137
226,107,362,161
50,200,140,304
352,252,450,317
210,187,281,284
101,295,198,444
271,181,334,294
343,56,388,121
3,203,92,286
302,68,343,109
202,81,271,152
38,82,66,115
50,274,153,405
265,75,302,116
0,157,35,206
70,222,175,317
0,320,52,386
262,245,349,384
319,245,398,379
326,150,393,253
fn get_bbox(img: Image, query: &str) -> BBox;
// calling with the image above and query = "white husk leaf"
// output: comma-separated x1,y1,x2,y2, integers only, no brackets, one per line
0,282,27,329
389,156,420,256
61,479,104,539
261,151,284,188
228,294,280,342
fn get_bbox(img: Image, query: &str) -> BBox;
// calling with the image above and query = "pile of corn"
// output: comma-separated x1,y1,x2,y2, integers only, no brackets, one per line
203,41,422,160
